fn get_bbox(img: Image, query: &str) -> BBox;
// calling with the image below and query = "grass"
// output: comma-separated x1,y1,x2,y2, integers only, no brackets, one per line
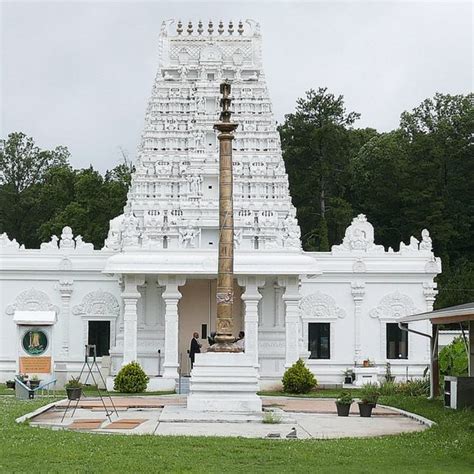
0,390,473,473
259,388,359,398
0,383,174,397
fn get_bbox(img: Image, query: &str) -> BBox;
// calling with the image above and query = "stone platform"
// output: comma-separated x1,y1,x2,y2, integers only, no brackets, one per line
18,395,432,439
187,352,262,413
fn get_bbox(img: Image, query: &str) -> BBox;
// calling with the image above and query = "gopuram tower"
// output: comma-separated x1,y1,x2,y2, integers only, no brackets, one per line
103,19,301,253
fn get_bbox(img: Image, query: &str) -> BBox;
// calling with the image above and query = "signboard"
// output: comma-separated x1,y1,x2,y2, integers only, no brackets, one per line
22,329,48,355
19,356,52,374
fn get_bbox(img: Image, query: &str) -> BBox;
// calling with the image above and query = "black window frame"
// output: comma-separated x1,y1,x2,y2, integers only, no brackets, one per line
386,322,408,359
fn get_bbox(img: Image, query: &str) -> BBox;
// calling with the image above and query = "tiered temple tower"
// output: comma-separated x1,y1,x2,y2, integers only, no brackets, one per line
103,19,300,253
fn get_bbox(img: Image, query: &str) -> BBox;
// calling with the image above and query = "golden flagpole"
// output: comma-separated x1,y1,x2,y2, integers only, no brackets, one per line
209,80,240,352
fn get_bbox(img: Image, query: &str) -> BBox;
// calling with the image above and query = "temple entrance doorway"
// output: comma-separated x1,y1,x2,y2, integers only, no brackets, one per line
178,279,243,375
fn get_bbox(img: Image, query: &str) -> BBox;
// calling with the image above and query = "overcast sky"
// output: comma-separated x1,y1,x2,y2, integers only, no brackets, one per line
1,0,472,172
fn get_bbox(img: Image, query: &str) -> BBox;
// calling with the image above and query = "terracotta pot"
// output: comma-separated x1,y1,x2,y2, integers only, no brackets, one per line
336,402,351,417
358,402,375,417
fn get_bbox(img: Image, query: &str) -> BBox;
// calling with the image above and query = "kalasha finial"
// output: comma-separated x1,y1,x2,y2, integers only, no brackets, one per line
197,20,203,35
238,20,244,35
177,20,183,35
228,21,234,35
187,21,193,35
208,20,214,35
218,20,224,35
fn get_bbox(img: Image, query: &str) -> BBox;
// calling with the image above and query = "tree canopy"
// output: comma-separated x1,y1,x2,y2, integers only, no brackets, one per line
0,133,131,249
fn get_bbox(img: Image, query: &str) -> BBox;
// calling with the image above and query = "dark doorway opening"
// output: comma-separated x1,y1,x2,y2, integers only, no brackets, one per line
88,321,110,357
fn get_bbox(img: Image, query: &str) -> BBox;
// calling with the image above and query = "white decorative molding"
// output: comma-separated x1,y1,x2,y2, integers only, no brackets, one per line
0,233,19,250
299,291,346,320
331,214,384,254
399,229,433,254
6,288,58,315
423,282,438,312
40,227,94,252
369,291,419,320
72,290,120,319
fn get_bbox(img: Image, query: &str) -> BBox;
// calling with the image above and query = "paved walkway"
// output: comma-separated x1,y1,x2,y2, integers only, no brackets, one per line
25,395,430,439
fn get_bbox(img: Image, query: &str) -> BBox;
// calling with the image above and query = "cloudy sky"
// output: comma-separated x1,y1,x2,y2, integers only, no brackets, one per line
1,0,472,172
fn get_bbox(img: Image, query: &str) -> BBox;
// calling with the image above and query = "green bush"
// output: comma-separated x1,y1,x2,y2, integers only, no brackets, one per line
397,378,430,397
114,361,149,393
336,391,353,405
282,359,317,394
439,336,468,377
359,383,380,404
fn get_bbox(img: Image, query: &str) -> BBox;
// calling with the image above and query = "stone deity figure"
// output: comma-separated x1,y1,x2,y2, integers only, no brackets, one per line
40,235,59,250
59,226,75,249
419,229,432,251
179,224,198,248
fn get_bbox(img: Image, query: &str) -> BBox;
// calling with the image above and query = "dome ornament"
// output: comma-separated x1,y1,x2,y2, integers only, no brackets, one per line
176,20,183,35
187,21,193,35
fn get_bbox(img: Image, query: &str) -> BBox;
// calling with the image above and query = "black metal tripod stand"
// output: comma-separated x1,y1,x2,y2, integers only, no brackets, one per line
61,344,118,423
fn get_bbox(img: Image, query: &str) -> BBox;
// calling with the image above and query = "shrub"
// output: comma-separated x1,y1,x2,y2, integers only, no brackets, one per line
65,377,82,389
114,361,149,393
359,383,380,404
439,336,468,377
282,359,317,394
262,410,282,424
397,378,430,397
336,391,353,405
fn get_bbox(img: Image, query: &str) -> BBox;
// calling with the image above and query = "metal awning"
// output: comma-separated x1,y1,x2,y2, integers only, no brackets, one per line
398,302,474,324
13,310,56,325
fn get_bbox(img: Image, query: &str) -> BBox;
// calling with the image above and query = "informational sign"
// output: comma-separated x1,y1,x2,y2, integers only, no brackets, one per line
19,356,52,374
22,328,48,355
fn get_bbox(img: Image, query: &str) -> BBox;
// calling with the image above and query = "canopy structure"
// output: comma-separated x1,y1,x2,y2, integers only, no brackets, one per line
13,310,56,325
398,302,474,399
398,302,474,325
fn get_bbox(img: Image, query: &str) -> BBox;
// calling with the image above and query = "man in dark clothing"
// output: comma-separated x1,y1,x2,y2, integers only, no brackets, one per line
189,332,201,369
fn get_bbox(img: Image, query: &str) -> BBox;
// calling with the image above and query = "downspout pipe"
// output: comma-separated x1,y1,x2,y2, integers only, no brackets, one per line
398,322,438,400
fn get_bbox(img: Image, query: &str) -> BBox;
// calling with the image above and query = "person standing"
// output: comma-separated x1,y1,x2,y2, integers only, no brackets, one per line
235,331,245,351
189,332,201,369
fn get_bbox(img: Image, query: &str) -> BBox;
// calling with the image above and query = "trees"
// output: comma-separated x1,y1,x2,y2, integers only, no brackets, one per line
0,132,130,248
38,165,130,248
0,133,71,247
279,88,375,250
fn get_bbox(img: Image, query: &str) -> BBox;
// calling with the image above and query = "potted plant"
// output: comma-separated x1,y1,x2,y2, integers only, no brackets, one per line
343,369,354,384
358,383,380,418
335,391,353,416
6,380,15,389
29,375,41,389
65,377,83,400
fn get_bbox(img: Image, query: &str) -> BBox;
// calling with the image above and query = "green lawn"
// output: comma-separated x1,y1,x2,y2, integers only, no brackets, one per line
0,383,174,397
0,391,473,473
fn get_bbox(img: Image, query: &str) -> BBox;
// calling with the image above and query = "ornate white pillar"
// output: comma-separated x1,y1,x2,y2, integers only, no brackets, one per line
58,279,73,359
122,274,145,365
158,275,186,379
238,276,265,368
351,281,365,363
279,276,301,367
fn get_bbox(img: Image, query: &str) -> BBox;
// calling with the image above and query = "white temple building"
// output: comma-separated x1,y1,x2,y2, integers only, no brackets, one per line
0,20,441,389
